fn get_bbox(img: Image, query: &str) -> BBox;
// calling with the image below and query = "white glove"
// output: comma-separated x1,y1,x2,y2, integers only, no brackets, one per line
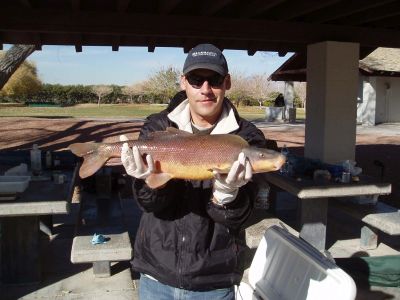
120,135,155,180
212,152,252,206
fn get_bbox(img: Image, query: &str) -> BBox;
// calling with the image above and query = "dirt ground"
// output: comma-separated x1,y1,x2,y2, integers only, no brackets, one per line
1,117,399,206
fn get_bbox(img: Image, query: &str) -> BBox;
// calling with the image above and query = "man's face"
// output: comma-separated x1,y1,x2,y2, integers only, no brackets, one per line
180,69,231,125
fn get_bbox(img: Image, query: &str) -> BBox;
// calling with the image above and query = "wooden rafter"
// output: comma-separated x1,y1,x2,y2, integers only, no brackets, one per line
201,0,234,16
116,0,131,13
71,0,80,11
2,9,400,49
270,0,342,21
241,0,286,18
19,0,33,9
336,1,400,25
158,0,182,14
303,0,397,24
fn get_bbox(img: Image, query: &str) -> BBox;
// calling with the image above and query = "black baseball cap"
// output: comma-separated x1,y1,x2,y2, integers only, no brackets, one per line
183,44,228,76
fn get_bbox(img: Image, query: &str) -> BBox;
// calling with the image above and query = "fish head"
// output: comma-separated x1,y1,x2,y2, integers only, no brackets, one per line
242,147,286,173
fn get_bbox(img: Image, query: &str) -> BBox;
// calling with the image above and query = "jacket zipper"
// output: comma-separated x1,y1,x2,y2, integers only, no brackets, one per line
177,219,186,288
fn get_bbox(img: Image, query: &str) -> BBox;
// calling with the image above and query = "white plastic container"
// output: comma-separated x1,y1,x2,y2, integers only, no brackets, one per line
30,144,42,173
237,225,356,300
0,176,31,194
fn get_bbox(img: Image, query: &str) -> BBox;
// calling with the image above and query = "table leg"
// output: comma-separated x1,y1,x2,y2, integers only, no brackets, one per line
297,197,328,250
1,216,41,284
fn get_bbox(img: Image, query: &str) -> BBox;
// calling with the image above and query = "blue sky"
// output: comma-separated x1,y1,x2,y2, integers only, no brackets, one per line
5,44,291,86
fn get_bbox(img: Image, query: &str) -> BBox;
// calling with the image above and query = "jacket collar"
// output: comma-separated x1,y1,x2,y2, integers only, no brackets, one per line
167,98,239,134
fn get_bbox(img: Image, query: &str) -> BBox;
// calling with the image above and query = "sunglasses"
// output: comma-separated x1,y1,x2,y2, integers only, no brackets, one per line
186,73,226,89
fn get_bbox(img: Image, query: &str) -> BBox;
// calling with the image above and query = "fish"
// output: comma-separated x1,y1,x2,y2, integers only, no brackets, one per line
69,127,286,189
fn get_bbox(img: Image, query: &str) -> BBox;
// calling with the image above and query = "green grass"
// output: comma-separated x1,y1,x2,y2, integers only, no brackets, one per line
0,103,305,121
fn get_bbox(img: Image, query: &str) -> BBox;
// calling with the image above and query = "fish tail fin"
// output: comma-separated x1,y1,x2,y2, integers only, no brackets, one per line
69,143,109,178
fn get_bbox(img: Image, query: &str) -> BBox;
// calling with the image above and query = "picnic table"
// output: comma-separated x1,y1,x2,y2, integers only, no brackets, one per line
265,172,392,250
0,161,78,284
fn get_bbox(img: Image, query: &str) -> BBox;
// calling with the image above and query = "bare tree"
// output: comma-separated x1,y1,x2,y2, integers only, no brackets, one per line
226,71,250,107
122,82,147,103
143,66,180,103
248,74,271,108
0,44,36,90
121,85,137,103
294,82,307,109
92,85,112,106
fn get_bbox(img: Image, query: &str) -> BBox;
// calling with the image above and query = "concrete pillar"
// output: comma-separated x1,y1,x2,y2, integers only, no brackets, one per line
284,81,294,120
305,41,359,163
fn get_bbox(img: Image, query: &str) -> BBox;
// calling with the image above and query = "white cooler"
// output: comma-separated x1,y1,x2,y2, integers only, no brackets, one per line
237,225,356,300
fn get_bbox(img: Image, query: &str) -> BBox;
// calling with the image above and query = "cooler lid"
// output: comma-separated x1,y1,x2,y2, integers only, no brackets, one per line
248,225,356,300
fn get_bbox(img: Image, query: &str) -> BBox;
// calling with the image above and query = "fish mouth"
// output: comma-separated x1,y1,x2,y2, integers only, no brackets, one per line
274,155,286,170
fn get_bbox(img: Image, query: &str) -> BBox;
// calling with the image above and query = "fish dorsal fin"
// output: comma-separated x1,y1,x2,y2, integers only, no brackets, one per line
166,127,192,136
147,131,169,139
146,127,191,140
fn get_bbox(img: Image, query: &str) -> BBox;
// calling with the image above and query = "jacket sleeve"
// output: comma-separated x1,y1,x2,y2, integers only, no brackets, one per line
206,179,258,231
133,179,179,213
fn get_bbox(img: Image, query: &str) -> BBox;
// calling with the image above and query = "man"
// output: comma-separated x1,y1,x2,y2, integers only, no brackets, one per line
121,43,267,299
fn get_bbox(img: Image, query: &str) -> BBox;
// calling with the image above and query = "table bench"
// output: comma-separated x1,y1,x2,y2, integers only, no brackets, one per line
70,171,133,278
70,226,132,278
330,201,400,250
265,172,391,250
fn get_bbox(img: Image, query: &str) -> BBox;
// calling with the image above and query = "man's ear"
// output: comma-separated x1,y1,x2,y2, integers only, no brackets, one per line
180,75,187,90
225,74,231,90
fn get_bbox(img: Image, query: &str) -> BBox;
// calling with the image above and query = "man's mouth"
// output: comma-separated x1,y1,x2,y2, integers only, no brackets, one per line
199,98,216,103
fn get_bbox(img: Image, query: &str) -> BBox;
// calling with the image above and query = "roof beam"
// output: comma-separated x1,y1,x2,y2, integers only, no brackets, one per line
19,0,33,9
116,0,131,13
335,2,400,25
34,33,42,50
369,15,400,29
148,45,155,52
112,36,120,51
71,0,80,11
271,0,342,21
303,0,397,23
3,9,400,49
75,34,82,52
158,0,183,15
241,0,286,18
201,0,234,16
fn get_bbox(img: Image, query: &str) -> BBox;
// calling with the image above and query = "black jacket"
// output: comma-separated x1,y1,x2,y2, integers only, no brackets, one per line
131,99,267,291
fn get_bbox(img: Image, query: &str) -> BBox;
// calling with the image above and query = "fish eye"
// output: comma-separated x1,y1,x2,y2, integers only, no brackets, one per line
259,153,265,158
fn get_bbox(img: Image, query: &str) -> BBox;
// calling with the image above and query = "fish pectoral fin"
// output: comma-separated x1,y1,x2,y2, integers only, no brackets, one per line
210,167,230,174
145,173,173,189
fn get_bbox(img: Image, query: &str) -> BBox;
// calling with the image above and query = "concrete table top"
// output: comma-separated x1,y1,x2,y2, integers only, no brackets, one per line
0,167,78,217
264,173,392,199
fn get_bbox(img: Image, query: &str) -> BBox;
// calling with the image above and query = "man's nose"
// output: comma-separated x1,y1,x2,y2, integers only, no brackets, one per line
199,80,212,92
